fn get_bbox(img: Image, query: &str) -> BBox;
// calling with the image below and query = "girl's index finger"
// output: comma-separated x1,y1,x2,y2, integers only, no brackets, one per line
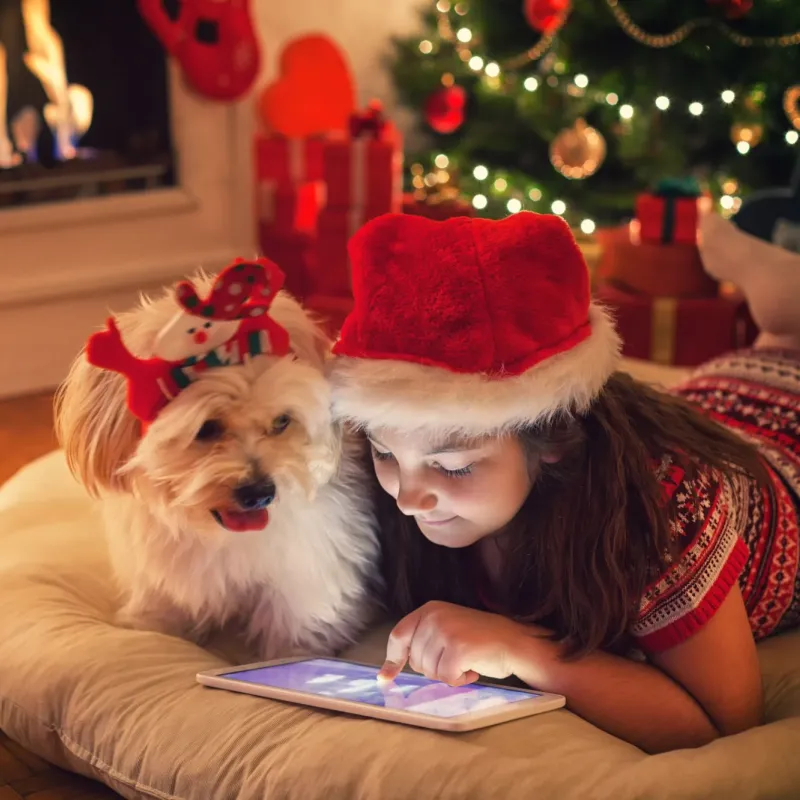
377,609,424,681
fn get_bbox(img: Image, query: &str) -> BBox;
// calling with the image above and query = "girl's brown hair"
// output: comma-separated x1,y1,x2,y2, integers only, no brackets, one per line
370,372,770,657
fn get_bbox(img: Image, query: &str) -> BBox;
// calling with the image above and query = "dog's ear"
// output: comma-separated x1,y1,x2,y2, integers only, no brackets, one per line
54,350,140,496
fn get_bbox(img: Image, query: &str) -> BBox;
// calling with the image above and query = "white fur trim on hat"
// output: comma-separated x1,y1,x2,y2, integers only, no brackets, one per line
329,303,622,435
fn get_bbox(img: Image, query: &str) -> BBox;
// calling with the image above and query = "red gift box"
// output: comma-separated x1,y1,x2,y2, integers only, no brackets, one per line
255,134,325,185
310,206,388,297
402,193,475,220
256,180,326,236
635,188,712,246
596,283,756,366
595,223,718,299
257,227,316,300
323,125,403,212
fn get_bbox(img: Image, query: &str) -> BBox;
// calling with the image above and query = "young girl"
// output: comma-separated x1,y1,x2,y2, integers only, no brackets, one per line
328,211,799,754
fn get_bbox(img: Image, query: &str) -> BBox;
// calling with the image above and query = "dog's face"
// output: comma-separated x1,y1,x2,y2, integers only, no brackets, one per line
56,276,338,536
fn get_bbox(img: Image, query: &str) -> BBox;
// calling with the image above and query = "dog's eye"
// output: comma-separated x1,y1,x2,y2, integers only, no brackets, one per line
270,414,291,435
204,322,212,329
187,327,196,334
196,419,225,441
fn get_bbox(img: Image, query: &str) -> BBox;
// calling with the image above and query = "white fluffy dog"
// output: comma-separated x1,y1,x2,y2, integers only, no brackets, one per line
55,270,379,659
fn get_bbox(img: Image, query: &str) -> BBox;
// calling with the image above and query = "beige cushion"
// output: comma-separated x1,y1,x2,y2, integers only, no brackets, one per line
1,451,799,799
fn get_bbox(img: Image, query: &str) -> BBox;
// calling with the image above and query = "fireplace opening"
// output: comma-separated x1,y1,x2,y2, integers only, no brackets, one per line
0,0,175,209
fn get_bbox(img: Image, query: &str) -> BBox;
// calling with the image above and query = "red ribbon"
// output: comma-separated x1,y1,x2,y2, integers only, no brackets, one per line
349,100,387,140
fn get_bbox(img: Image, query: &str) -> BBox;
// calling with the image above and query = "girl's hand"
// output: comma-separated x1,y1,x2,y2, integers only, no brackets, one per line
377,601,548,687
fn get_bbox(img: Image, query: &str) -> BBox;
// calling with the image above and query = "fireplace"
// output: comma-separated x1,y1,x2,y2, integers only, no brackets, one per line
0,1,255,397
0,0,176,206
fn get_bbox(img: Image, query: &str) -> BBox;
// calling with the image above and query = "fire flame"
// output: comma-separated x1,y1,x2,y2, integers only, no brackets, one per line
0,0,94,168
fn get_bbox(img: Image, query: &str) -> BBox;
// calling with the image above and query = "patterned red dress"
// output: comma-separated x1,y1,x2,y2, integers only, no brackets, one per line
631,348,800,653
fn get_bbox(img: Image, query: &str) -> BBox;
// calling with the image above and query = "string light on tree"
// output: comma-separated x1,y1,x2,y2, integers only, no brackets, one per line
689,102,704,116
507,198,523,213
473,164,489,180
551,199,567,215
472,193,488,210
722,179,738,194
528,187,542,201
469,55,484,70
435,0,450,11
419,40,433,54
524,77,539,91
494,177,508,191
619,104,634,119
434,153,449,168
485,62,501,77
721,89,736,104
606,92,619,105
737,141,751,154
787,130,799,145
731,122,763,148
574,73,589,88
655,95,670,110
720,195,734,210
456,27,472,42
580,219,596,234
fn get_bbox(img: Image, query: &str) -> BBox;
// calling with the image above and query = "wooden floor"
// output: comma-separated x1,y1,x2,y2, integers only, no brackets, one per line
0,392,122,799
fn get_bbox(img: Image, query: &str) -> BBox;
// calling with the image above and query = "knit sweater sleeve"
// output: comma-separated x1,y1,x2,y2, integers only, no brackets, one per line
630,459,750,654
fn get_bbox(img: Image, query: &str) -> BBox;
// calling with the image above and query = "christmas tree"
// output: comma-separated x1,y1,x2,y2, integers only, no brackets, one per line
389,0,800,230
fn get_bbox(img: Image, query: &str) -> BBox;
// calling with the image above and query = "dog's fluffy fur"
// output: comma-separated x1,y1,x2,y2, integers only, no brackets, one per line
55,277,380,659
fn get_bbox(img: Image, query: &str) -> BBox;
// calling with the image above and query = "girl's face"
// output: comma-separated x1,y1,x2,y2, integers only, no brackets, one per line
368,428,534,548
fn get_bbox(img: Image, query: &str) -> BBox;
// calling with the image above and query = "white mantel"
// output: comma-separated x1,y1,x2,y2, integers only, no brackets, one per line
0,63,256,398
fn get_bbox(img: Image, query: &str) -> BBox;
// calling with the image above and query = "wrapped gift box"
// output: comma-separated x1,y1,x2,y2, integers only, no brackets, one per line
635,179,712,246
402,193,474,220
256,180,326,236
257,227,316,300
255,134,325,185
595,283,756,366
595,223,718,298
323,125,403,212
311,206,388,297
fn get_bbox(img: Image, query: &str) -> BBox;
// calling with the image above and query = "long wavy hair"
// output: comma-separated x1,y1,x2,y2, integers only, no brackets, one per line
369,372,770,657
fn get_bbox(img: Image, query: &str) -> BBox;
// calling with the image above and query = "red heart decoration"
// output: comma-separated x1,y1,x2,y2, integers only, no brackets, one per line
258,35,356,137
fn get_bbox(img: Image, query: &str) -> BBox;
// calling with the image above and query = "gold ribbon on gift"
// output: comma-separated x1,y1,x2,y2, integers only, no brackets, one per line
650,297,678,365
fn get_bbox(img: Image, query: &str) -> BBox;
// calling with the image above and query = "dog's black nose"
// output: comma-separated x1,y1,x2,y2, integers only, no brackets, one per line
234,479,276,511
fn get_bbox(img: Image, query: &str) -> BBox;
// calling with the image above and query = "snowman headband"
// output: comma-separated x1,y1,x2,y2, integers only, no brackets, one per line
85,258,292,426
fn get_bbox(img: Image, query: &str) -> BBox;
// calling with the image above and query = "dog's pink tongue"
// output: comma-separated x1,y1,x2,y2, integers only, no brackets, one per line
218,508,269,532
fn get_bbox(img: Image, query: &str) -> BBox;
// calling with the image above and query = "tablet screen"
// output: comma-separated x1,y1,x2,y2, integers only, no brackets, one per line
220,658,539,718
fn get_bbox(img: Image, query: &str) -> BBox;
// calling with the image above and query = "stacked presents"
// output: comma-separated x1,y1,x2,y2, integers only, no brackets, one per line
255,98,403,335
594,179,757,366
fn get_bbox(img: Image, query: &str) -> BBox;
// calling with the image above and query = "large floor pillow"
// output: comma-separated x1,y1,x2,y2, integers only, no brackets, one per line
1,357,798,799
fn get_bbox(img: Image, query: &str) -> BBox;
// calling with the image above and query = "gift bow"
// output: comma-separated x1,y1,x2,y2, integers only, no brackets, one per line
349,101,387,139
654,177,701,198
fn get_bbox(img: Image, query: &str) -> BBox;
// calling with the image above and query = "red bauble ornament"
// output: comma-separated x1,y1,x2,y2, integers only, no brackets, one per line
523,0,571,34
707,0,753,18
424,85,466,134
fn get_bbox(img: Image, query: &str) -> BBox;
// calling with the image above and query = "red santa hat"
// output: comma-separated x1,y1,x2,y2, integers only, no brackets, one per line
329,211,621,435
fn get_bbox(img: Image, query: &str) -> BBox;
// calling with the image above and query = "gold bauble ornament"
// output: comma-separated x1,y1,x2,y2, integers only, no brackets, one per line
549,118,606,180
783,85,800,131
730,122,763,147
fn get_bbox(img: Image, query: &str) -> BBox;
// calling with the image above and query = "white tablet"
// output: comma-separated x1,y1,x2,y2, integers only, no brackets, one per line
196,656,565,732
